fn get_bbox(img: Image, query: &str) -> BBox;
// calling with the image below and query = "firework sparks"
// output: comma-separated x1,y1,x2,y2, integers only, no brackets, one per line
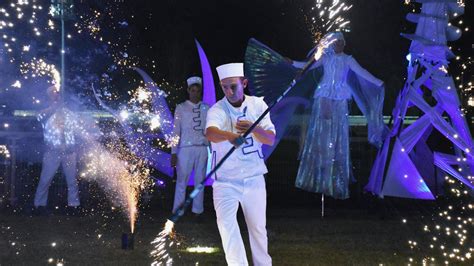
405,176,473,264
150,220,176,265
0,145,10,158
81,141,152,233
307,0,352,43
21,58,60,89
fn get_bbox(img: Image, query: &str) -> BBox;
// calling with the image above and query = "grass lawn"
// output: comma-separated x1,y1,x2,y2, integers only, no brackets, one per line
0,204,421,265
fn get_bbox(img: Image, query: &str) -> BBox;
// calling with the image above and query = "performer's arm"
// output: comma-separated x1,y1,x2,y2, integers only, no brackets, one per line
348,57,384,87
205,107,246,147
206,127,244,147
235,121,275,146
235,99,276,146
289,45,325,70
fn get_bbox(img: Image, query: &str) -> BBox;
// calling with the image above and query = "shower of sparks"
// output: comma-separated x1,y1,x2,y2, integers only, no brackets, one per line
0,0,52,60
165,134,180,149
150,220,176,266
306,0,352,43
73,5,141,70
404,176,473,264
313,32,339,60
149,114,161,130
20,58,60,89
81,140,152,233
133,86,152,104
0,145,11,158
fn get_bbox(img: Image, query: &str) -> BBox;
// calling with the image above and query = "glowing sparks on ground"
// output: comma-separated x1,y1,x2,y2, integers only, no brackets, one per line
185,246,219,254
404,176,473,264
150,220,176,265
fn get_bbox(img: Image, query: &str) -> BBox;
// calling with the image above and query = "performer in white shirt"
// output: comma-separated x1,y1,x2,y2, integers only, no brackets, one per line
171,76,210,216
34,86,81,213
206,63,275,266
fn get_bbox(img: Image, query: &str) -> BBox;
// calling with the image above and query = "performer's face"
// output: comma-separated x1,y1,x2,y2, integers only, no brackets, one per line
220,77,246,104
187,84,202,102
47,87,60,102
333,39,345,53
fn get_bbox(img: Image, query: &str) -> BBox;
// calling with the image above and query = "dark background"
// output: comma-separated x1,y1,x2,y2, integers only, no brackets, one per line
103,0,473,114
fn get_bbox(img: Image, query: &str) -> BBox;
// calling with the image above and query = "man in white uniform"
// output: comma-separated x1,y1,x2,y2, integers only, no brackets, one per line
171,76,210,216
34,86,81,213
206,63,275,266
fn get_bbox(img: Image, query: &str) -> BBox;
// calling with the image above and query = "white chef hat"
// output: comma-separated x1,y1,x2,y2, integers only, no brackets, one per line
186,76,202,87
216,63,244,81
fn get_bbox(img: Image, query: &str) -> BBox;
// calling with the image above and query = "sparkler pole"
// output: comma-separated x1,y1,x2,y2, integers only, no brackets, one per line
169,56,317,223
321,194,324,218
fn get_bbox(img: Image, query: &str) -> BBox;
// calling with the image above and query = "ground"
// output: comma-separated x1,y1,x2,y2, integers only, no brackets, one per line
0,200,427,266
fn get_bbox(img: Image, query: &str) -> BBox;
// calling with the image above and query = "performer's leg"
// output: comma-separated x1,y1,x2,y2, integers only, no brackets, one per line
241,175,272,266
213,180,248,266
330,100,350,199
62,152,80,207
321,97,333,120
172,148,193,213
191,147,208,214
34,150,61,207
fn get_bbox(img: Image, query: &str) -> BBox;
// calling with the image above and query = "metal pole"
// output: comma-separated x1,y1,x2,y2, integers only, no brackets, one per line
60,0,65,96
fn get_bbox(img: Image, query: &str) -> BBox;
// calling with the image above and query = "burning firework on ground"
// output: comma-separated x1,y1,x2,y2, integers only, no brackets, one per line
80,138,153,234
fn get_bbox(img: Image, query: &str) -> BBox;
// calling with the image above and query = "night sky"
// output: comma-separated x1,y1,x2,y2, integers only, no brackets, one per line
114,0,472,111
0,0,472,113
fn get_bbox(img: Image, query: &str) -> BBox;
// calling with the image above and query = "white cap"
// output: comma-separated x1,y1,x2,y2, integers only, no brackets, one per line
186,76,202,87
216,63,244,81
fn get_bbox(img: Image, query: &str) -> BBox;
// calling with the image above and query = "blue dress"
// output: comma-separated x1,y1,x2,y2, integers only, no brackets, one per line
294,53,384,199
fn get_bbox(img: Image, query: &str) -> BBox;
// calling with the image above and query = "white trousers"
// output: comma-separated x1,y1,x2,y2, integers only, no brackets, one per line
172,146,208,214
213,175,272,266
34,149,80,207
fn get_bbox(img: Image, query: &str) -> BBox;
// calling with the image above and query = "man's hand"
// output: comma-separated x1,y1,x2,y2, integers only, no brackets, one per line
227,132,247,148
171,154,177,167
206,126,247,147
235,120,253,134
236,120,276,146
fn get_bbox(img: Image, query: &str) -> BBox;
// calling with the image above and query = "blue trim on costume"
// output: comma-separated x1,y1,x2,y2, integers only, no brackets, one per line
192,104,205,135
242,136,264,158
